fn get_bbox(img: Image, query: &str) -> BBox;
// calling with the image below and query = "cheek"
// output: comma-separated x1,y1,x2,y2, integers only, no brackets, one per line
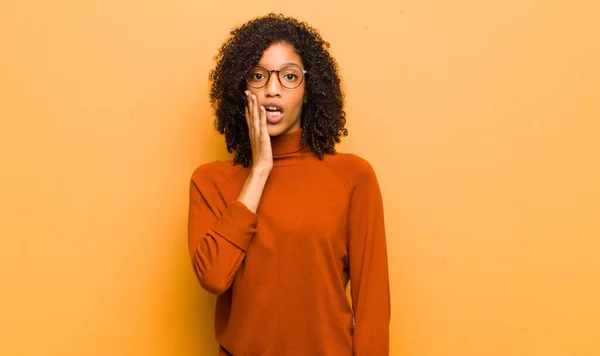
290,89,306,110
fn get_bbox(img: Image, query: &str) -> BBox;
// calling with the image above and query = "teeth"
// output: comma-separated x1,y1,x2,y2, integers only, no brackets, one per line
265,106,282,111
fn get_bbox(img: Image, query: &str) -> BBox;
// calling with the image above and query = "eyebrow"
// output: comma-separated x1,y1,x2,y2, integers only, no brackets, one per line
257,62,302,68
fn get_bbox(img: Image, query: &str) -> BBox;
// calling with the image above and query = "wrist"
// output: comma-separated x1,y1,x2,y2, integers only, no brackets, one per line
250,165,272,177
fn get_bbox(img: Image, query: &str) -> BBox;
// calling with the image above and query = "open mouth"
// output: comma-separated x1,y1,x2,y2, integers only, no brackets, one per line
265,106,283,114
264,106,284,123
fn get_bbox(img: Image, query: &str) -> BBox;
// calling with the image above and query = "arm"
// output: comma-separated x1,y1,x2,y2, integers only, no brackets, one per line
187,170,258,295
188,91,272,295
348,161,391,355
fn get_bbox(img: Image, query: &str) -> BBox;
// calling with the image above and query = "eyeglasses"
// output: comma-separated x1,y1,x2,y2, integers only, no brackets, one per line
246,64,308,89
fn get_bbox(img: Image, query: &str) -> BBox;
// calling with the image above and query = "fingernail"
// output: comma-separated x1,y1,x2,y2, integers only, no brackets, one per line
252,95,256,100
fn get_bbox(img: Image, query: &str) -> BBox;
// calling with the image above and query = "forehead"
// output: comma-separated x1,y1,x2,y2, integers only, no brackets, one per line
257,42,304,68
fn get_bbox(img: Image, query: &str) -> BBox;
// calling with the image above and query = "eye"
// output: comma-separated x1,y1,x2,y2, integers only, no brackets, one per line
252,73,265,80
279,66,303,84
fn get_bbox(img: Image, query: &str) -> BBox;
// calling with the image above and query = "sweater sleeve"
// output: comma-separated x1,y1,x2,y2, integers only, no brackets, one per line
187,167,258,295
348,160,391,356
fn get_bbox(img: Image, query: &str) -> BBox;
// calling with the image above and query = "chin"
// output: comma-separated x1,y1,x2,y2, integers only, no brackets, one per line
267,125,287,137
267,119,300,137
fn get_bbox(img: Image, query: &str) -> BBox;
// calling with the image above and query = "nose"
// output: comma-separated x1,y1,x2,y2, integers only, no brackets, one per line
265,71,282,97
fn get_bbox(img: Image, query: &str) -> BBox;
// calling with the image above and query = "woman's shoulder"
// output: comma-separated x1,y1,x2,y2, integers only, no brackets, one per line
190,159,241,185
324,151,374,171
322,151,378,185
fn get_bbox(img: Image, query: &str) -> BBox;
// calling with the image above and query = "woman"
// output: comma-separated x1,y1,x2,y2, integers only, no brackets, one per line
188,13,390,356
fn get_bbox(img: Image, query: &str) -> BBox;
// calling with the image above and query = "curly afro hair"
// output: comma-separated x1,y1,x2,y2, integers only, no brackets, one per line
209,13,348,167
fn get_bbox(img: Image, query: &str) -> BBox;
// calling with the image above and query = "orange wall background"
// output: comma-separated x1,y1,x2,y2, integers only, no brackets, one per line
1,0,599,355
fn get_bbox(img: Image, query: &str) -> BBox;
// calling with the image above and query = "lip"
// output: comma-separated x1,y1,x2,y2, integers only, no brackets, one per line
265,110,284,124
260,101,285,124
261,101,284,112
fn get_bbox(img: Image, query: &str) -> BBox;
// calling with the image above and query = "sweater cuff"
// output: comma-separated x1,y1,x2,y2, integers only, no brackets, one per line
210,200,258,251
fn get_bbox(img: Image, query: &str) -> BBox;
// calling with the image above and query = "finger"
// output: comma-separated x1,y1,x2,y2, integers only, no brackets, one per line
259,105,268,138
244,104,251,134
244,91,253,135
251,94,260,133
245,91,253,117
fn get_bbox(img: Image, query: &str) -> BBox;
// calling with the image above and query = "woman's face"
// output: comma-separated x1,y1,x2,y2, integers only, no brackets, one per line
247,41,306,137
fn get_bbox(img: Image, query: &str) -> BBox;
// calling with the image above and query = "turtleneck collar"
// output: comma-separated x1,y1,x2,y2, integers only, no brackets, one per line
270,128,311,166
